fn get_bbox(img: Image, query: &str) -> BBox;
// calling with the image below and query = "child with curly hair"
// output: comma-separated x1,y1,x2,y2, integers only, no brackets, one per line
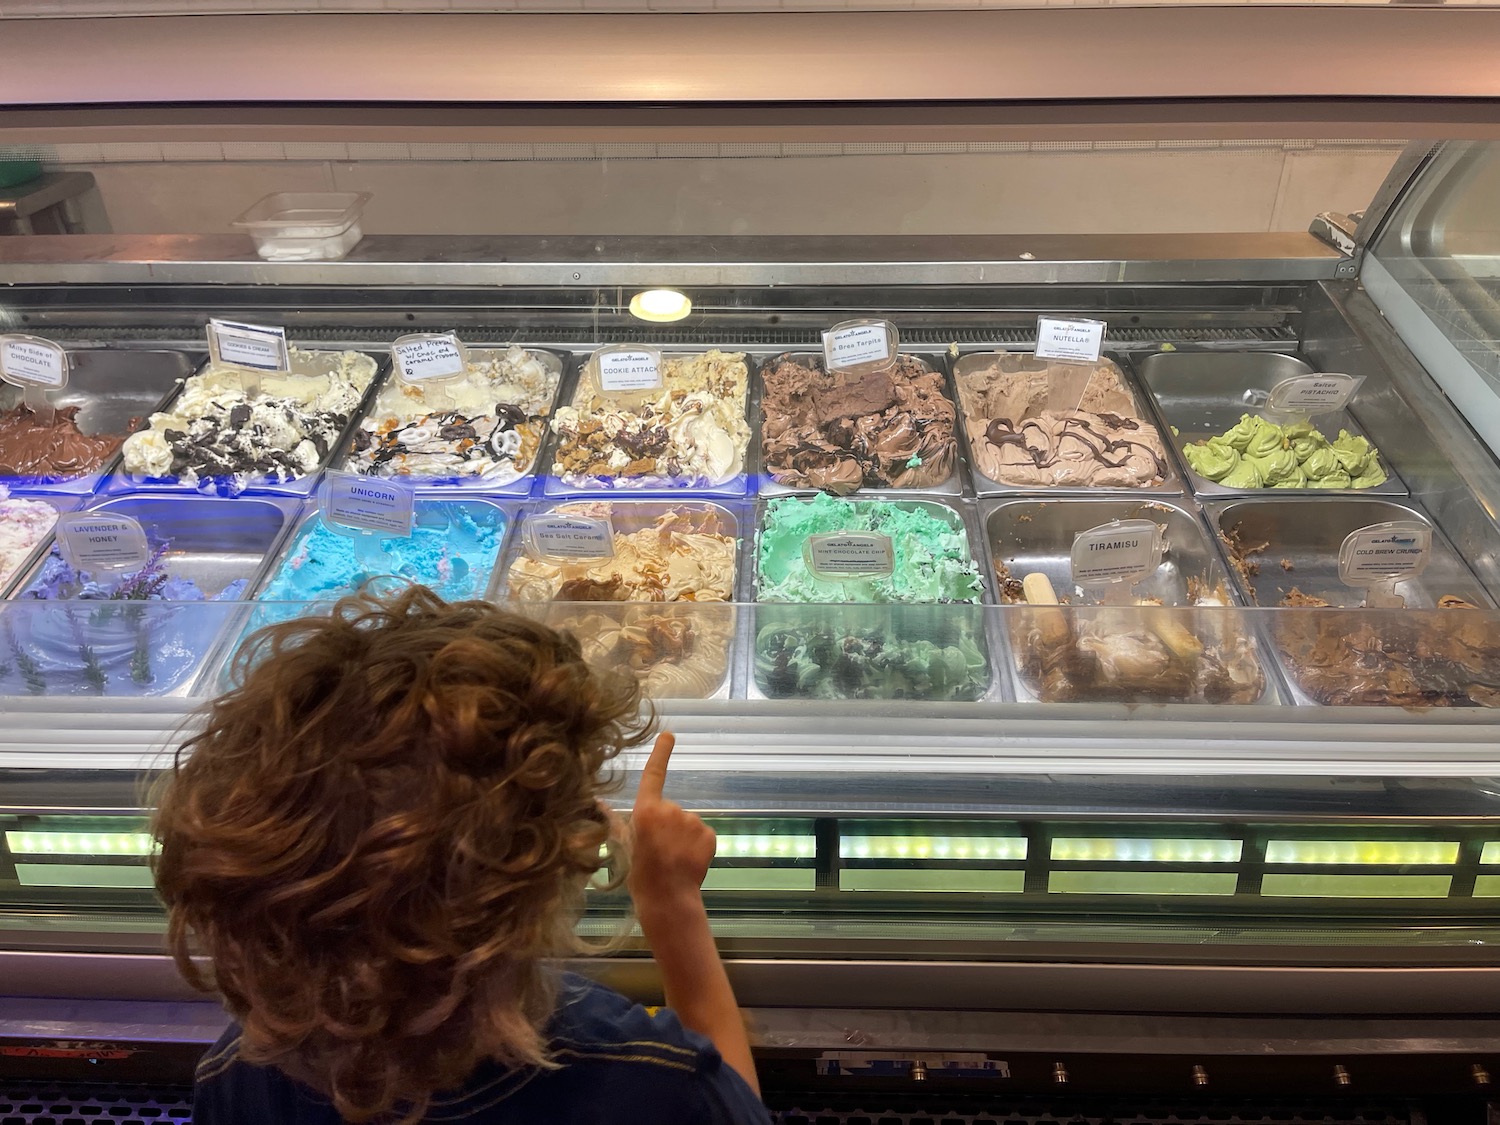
153,586,767,1124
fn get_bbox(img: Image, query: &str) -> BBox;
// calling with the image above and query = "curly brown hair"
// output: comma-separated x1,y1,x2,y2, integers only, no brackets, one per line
152,586,652,1123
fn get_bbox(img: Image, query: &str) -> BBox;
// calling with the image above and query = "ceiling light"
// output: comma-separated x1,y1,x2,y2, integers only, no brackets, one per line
629,289,692,323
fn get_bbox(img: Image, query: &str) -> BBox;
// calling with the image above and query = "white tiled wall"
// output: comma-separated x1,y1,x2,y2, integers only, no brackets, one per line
26,141,1402,236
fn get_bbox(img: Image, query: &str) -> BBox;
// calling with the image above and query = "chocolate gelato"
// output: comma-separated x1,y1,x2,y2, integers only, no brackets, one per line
0,404,131,480
760,354,957,494
956,355,1168,489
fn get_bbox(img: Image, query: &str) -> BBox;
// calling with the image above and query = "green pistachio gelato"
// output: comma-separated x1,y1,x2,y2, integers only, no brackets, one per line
1184,413,1386,490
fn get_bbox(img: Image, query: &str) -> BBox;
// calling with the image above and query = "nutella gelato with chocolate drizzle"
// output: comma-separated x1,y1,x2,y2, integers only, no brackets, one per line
760,354,957,494
956,354,1169,489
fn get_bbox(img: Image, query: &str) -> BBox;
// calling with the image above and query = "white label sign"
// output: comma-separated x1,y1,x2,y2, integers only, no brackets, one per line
1035,316,1106,364
596,347,662,393
823,320,897,371
804,533,895,579
527,515,616,561
393,333,467,383
322,473,415,537
0,335,68,390
1267,372,1363,415
57,514,150,573
1338,520,1432,585
208,319,289,372
1070,519,1164,586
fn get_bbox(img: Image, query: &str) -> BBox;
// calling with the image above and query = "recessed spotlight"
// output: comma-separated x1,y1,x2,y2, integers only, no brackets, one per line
629,289,692,323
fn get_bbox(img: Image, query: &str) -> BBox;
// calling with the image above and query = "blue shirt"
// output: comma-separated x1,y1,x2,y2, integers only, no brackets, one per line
193,973,770,1125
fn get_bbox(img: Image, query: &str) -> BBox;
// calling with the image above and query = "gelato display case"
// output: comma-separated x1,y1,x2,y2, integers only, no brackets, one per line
2,4,1500,1111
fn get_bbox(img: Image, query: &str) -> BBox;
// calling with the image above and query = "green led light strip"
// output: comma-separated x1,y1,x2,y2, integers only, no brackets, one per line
1265,841,1459,866
714,835,816,860
1051,838,1242,864
1481,843,1500,865
6,831,156,857
839,836,1027,861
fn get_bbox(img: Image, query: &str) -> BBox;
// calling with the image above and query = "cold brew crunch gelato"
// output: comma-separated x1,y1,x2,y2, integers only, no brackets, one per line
754,494,988,700
121,350,376,496
1182,414,1387,490
550,350,750,489
955,355,1168,489
759,354,957,493
349,347,559,484
505,504,737,698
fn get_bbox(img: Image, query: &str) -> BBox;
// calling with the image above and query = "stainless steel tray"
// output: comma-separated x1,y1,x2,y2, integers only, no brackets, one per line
493,498,745,700
1,493,298,698
1207,498,1500,708
0,348,200,496
111,349,385,499
954,351,1184,498
1135,351,1407,498
755,351,965,499
748,495,999,702
542,349,754,499
981,496,1278,705
0,493,83,599
333,346,566,497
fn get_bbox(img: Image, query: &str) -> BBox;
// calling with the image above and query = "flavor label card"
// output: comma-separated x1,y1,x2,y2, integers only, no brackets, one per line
322,472,415,537
526,515,616,561
1338,520,1431,584
1266,372,1363,415
824,320,898,372
0,334,68,390
208,319,290,373
595,346,662,393
57,514,149,573
1071,519,1164,587
1035,316,1106,365
393,333,467,383
804,532,895,579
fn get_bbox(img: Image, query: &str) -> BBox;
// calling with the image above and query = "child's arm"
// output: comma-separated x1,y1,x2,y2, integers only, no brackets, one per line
628,732,760,1096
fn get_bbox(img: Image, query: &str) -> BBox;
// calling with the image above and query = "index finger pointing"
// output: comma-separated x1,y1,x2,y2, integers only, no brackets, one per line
635,732,675,806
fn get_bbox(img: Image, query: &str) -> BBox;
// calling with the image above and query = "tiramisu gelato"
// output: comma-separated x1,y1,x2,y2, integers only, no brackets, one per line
550,350,750,489
504,504,737,698
121,349,376,496
0,405,131,482
956,354,1168,489
349,347,559,485
759,354,957,493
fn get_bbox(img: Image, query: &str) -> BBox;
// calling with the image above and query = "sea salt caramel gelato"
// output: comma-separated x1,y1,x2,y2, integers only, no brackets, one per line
504,504,737,698
0,404,131,481
957,355,1168,488
760,354,957,494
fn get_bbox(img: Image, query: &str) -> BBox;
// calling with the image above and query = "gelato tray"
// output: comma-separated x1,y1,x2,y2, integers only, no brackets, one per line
758,352,962,497
1136,351,1406,497
118,348,381,498
1210,498,1500,707
0,491,81,598
338,346,564,494
0,348,198,495
954,352,1180,497
0,494,295,697
985,498,1271,705
496,500,742,699
547,349,752,497
751,493,993,701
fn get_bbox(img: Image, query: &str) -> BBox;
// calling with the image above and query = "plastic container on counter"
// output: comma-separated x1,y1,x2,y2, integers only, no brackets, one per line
545,349,752,498
232,192,371,262
0,493,297,698
953,351,1182,497
334,347,565,496
0,349,200,496
756,351,965,498
750,493,995,702
113,349,383,498
982,496,1275,705
1207,496,1499,708
494,499,745,699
